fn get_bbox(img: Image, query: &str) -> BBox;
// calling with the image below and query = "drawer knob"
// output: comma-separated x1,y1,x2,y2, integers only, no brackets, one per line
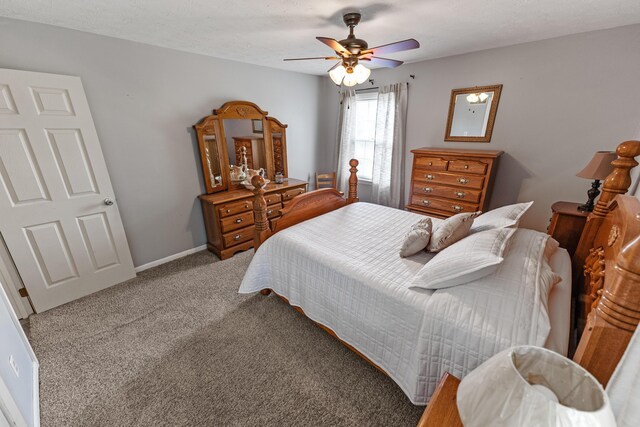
455,191,466,198
244,204,249,208
428,162,433,166
425,174,434,180
226,209,231,213
422,200,431,206
452,205,463,212
457,177,469,185
267,210,273,215
233,234,241,241
464,165,469,169
423,187,433,193
235,218,243,223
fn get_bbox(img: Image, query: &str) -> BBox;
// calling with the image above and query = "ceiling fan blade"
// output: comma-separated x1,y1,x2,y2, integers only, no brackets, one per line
283,56,340,61
360,56,404,68
360,39,420,56
316,37,351,57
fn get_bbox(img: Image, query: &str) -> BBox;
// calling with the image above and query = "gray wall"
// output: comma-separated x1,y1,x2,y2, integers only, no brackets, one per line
319,24,640,230
0,18,324,266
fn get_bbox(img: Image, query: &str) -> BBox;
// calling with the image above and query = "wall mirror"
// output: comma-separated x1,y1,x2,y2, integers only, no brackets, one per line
445,84,502,143
194,101,288,193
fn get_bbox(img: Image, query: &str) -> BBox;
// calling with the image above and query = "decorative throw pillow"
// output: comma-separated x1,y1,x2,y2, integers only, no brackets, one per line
427,211,480,252
399,218,433,257
410,227,517,290
471,201,534,233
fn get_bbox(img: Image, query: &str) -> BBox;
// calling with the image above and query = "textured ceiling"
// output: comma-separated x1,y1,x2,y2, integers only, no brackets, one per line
1,0,640,75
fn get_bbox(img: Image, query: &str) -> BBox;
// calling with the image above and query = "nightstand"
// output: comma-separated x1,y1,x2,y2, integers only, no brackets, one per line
547,201,589,257
416,372,463,427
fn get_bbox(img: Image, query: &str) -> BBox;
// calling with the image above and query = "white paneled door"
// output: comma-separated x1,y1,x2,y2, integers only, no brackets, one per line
0,68,135,312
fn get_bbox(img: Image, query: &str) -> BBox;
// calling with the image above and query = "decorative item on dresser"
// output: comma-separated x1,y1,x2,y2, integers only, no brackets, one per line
199,179,307,260
406,148,503,218
194,101,305,259
547,201,589,257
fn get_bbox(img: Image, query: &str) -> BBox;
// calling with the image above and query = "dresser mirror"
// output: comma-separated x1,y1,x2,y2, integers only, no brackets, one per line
194,101,289,193
445,84,502,143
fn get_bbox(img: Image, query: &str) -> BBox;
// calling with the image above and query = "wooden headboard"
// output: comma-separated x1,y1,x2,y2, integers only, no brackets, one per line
572,139,640,386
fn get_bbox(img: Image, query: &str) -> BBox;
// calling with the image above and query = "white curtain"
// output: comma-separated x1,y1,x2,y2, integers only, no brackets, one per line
336,90,357,193
607,326,640,426
371,83,408,208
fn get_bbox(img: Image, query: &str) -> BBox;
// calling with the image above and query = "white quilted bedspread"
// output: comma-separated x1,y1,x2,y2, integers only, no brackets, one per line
239,203,557,404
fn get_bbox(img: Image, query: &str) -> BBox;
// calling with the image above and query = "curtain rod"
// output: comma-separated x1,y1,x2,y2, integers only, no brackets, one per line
354,81,410,93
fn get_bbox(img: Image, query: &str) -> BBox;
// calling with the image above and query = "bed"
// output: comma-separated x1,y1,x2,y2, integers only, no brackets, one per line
239,143,640,404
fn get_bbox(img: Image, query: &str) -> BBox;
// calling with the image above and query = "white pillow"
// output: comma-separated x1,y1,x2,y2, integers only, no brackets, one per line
427,211,480,252
471,201,534,233
410,227,516,290
399,218,433,258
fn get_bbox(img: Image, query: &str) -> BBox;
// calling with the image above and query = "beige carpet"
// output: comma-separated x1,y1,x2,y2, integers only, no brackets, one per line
27,250,423,426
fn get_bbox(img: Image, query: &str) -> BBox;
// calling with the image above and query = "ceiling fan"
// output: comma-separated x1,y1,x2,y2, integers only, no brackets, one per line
284,12,420,86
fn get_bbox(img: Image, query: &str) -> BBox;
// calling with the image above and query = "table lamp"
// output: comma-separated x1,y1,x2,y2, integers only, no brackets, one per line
457,346,617,427
576,151,616,212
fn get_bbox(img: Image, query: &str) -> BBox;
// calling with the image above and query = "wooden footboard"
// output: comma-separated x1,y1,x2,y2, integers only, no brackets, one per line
250,159,359,250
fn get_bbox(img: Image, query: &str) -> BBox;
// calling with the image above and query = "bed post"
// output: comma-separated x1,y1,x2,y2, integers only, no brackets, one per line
575,141,640,267
251,175,272,251
347,158,359,204
573,233,640,386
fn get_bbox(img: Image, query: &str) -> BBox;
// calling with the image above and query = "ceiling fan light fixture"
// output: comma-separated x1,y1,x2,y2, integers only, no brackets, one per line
353,64,371,84
329,64,347,85
478,92,489,102
342,71,359,87
466,93,479,103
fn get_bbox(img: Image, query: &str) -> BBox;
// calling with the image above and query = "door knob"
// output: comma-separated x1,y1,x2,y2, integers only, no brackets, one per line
104,197,114,206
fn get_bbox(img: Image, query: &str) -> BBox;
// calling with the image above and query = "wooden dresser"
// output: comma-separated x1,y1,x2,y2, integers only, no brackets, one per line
199,179,307,260
406,148,503,218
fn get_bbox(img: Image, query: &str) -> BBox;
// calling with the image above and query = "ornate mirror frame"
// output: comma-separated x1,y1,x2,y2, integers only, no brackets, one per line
194,101,288,193
445,84,503,143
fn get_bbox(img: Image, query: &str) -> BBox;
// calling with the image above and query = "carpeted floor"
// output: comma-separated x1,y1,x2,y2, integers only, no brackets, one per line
26,250,423,426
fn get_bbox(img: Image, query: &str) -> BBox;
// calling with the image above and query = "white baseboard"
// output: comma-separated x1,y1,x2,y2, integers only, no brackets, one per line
134,245,207,273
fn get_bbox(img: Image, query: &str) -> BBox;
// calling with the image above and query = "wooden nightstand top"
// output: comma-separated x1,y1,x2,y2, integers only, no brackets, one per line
551,201,590,218
417,372,463,427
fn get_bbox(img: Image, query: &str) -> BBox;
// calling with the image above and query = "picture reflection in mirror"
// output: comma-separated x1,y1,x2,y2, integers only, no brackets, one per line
450,91,494,137
223,119,267,182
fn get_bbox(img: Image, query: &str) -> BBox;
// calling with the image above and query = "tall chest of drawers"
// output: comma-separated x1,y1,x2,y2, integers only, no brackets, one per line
199,179,307,260
406,148,503,218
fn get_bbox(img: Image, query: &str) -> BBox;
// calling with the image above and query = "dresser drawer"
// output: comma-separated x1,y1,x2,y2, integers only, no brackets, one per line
264,193,282,205
223,225,255,247
218,199,253,218
266,203,282,219
448,159,488,175
411,195,479,215
220,211,254,233
413,183,482,203
415,156,449,171
416,171,485,190
282,187,306,201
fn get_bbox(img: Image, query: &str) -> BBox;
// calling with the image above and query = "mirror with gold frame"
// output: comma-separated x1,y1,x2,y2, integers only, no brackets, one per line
445,84,503,143
194,101,289,193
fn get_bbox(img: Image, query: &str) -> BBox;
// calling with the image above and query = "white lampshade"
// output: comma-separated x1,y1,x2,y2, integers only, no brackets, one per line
329,65,346,85
478,92,489,102
353,63,371,84
342,69,358,87
457,346,617,427
466,93,479,103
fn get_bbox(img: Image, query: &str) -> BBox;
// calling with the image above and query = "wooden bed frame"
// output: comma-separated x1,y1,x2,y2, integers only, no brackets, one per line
248,144,640,390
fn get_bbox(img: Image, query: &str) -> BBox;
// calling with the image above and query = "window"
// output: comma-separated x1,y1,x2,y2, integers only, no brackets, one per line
353,91,378,181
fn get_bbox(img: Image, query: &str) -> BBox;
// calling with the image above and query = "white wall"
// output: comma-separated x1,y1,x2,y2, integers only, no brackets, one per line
0,17,324,266
320,24,640,230
0,284,37,426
